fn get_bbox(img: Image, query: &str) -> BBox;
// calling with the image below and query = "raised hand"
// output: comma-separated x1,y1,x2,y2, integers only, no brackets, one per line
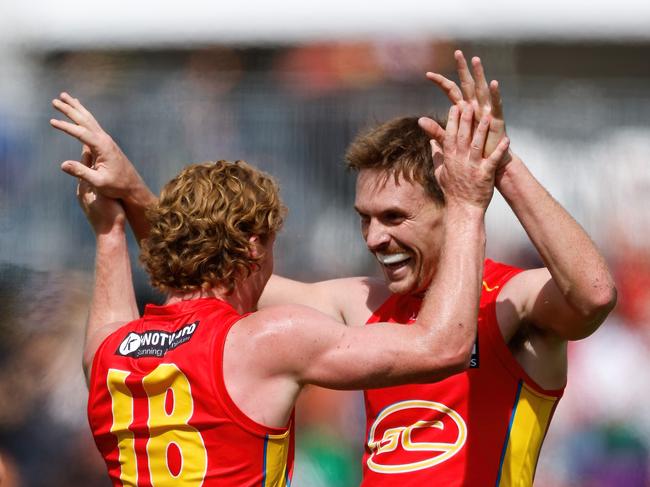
75,155,127,237
425,50,509,162
50,93,145,201
428,104,509,212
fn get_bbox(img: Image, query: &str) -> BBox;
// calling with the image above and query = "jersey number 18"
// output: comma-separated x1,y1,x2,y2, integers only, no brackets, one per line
107,364,208,486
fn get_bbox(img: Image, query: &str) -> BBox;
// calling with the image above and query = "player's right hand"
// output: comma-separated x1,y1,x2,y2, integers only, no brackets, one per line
50,93,143,201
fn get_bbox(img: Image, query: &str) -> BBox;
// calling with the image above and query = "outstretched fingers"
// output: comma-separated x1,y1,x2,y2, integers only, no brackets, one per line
489,80,504,119
59,92,100,126
471,57,490,107
52,96,85,126
52,93,101,130
49,118,98,147
454,50,477,103
425,72,463,104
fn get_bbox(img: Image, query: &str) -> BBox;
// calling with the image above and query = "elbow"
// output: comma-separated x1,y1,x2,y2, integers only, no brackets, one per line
434,326,477,376
566,284,617,340
595,283,617,315
403,343,471,383
411,321,476,380
582,282,617,323
448,345,474,374
444,357,471,377
432,341,474,377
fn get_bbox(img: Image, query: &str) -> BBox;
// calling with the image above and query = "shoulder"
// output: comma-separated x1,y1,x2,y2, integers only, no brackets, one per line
84,320,132,383
238,304,337,340
228,304,345,377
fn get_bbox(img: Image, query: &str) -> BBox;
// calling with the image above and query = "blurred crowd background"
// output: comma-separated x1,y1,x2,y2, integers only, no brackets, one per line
1,2,650,485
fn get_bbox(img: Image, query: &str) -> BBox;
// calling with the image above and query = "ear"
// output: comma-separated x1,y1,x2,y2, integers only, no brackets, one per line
430,139,444,180
248,235,261,259
430,139,443,157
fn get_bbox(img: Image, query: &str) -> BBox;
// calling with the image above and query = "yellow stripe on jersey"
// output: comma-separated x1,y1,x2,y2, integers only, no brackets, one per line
496,381,558,487
107,369,138,486
263,428,291,487
483,280,500,292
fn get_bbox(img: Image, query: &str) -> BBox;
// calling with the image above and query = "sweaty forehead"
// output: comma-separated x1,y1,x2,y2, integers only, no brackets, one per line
355,168,431,210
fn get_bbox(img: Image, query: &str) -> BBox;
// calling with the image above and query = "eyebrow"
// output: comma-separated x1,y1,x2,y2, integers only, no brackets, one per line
354,205,406,216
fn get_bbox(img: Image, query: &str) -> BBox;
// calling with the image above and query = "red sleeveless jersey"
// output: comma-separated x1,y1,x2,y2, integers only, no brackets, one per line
362,260,563,486
88,298,294,487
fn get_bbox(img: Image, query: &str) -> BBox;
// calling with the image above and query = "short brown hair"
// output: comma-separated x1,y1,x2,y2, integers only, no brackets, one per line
345,116,445,204
140,160,286,294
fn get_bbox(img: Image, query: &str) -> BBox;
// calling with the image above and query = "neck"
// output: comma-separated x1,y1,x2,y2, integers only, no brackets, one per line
165,285,255,315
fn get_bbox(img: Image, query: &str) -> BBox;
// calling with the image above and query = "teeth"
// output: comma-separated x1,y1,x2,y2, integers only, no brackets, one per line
376,253,410,265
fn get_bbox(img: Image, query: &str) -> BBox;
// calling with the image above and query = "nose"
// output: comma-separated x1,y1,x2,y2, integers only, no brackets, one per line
365,218,390,251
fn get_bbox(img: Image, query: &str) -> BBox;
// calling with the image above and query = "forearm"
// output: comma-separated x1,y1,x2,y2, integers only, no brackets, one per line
416,204,486,365
498,155,616,315
89,227,139,339
122,183,157,245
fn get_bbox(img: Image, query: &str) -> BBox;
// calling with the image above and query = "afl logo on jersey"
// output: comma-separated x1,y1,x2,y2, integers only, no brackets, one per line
366,400,467,474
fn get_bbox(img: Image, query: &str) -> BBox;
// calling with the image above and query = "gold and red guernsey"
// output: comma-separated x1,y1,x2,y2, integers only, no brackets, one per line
362,260,563,487
88,298,294,487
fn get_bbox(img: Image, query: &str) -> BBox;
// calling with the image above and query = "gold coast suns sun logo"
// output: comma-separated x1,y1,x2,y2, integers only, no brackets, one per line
366,400,467,474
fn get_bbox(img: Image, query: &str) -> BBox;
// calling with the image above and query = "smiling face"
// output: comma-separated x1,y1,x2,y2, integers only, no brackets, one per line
355,168,445,295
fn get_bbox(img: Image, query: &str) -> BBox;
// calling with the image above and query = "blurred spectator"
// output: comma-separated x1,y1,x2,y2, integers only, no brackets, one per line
0,263,107,486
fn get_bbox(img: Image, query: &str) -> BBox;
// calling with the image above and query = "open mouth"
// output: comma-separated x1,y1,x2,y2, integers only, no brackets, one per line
376,252,411,270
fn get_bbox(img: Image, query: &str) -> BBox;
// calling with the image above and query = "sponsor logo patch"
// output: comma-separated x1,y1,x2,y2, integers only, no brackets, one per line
116,321,199,358
367,400,467,474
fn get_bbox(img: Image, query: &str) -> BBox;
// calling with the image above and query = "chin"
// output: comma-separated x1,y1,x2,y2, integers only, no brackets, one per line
386,278,417,296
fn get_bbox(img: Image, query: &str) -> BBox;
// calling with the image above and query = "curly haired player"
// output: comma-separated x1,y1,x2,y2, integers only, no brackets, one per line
54,93,509,486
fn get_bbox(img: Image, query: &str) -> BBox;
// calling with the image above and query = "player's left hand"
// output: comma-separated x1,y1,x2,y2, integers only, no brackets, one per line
434,103,509,212
423,50,512,168
50,92,144,201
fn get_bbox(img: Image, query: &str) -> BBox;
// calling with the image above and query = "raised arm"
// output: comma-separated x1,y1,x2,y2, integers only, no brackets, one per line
244,106,510,390
494,156,616,340
50,93,156,243
421,50,616,341
64,144,139,382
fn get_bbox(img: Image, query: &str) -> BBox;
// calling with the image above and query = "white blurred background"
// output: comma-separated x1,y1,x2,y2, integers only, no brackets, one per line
1,1,649,485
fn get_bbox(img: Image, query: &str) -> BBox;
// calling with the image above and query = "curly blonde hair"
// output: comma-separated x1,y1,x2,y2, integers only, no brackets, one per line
140,160,286,294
